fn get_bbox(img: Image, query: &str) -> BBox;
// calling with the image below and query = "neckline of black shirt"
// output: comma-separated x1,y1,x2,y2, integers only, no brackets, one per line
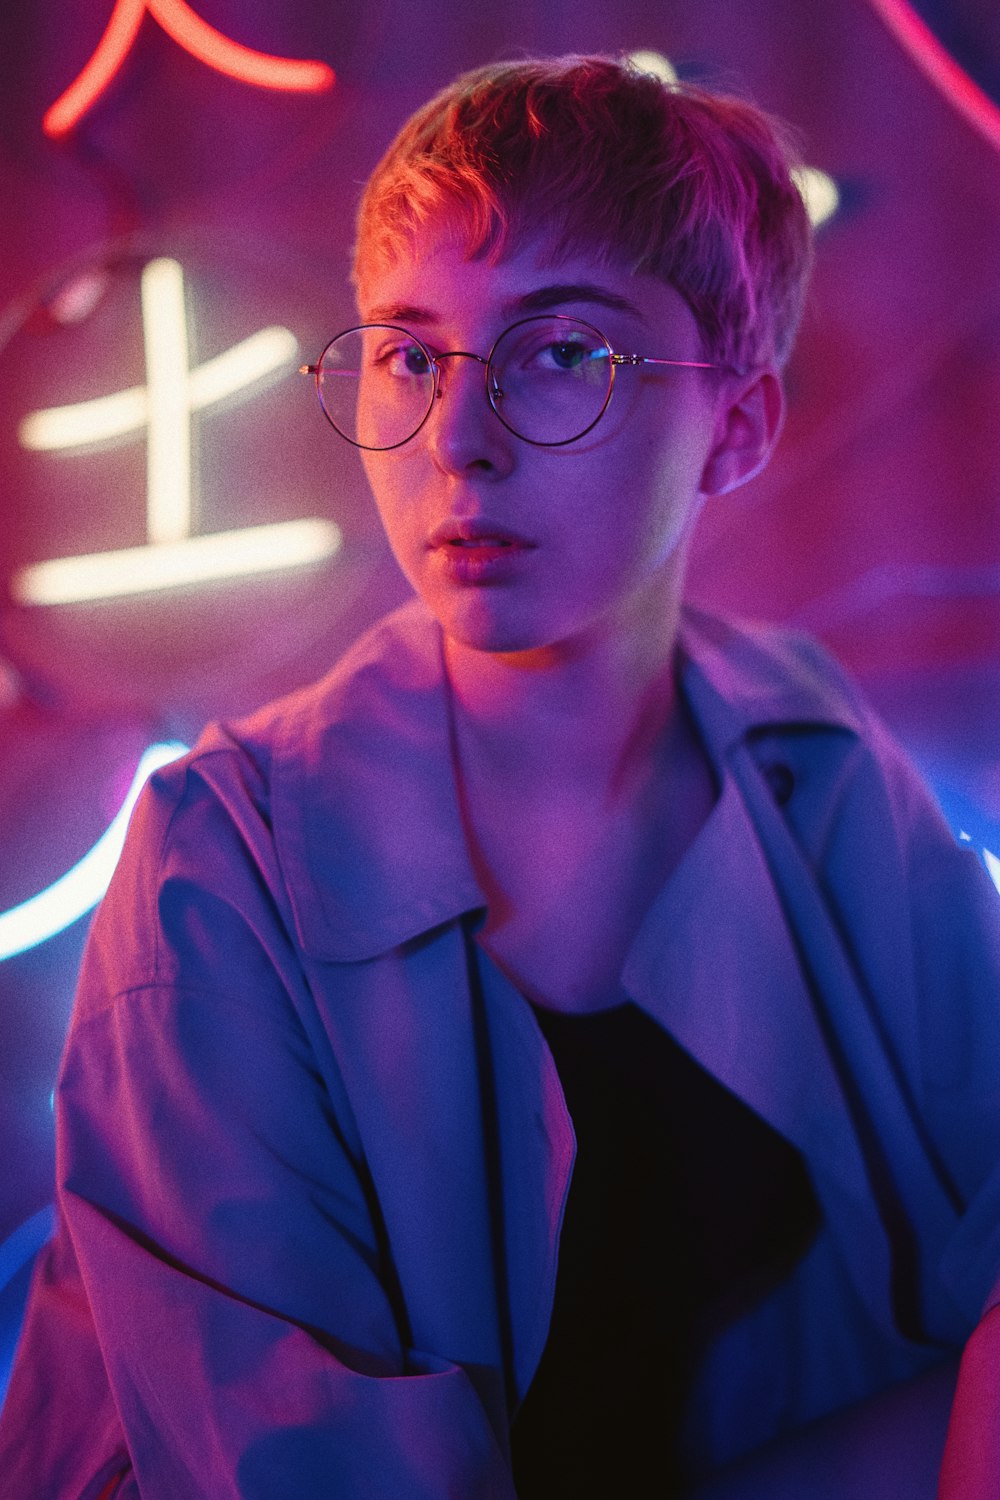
510,999,820,1500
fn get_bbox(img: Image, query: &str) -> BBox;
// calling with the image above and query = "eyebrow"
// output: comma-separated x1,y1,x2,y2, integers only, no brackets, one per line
509,283,644,319
363,301,440,326
363,282,645,327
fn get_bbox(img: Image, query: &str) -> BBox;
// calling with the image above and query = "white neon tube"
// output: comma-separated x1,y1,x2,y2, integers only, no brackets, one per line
19,326,299,452
142,257,192,544
187,326,299,407
12,518,341,605
0,741,189,961
21,386,149,450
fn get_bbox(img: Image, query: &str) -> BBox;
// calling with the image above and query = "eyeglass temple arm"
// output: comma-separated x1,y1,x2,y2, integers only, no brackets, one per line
610,354,723,370
301,355,722,374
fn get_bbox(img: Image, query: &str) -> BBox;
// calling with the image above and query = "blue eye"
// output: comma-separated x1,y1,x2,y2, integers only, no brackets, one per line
506,328,608,377
400,344,432,376
548,340,590,371
372,340,433,378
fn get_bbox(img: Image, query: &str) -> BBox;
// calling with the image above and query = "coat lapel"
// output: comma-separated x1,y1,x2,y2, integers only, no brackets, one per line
474,949,576,1406
622,766,901,1334
305,927,510,1430
305,930,575,1425
623,773,850,1166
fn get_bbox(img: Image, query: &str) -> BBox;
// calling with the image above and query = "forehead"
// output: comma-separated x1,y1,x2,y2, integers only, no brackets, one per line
356,221,698,346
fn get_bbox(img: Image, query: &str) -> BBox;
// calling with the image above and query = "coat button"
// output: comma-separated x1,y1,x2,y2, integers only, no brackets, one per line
763,761,795,805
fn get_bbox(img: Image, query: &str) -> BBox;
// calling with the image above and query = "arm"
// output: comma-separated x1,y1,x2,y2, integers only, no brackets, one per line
835,733,1000,1498
61,994,511,1499
826,738,1000,1498
43,751,514,1498
732,692,1000,1494
688,1358,959,1499
938,1303,1000,1499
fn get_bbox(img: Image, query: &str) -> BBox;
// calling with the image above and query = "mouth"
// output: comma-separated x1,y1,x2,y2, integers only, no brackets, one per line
429,519,534,551
446,538,512,549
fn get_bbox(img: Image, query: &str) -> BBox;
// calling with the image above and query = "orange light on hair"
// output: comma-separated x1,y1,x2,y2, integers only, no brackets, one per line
42,0,334,140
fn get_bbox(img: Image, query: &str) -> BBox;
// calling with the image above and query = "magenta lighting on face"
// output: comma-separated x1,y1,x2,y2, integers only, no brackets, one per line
42,0,335,140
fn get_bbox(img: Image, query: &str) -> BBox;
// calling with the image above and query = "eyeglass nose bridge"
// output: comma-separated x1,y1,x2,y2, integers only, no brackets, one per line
429,348,492,402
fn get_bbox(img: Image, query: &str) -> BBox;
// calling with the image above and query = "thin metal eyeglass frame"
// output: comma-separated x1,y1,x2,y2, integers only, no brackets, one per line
299,313,726,451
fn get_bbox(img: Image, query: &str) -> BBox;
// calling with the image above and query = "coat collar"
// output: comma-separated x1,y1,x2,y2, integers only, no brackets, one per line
266,602,482,962
259,600,865,962
676,603,866,755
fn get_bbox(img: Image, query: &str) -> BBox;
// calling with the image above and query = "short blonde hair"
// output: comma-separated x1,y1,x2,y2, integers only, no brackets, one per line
354,55,813,371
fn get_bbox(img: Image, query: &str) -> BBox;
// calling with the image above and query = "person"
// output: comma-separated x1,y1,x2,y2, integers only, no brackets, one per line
1,52,999,1500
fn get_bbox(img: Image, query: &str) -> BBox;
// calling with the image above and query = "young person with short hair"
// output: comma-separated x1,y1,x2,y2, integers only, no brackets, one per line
2,53,998,1499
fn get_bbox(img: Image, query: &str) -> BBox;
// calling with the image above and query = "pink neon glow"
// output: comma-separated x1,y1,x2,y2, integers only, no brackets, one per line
868,0,1000,154
42,0,334,139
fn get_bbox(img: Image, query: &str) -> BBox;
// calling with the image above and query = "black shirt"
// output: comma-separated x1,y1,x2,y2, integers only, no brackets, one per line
510,1000,820,1498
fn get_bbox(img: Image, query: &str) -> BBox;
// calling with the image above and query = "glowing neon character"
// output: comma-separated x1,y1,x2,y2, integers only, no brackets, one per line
43,0,334,139
16,258,340,604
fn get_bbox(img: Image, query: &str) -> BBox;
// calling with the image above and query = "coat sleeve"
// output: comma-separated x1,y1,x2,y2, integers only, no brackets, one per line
879,732,1000,1321
764,683,1000,1328
798,705,1000,1495
894,761,1000,1499
1,747,514,1500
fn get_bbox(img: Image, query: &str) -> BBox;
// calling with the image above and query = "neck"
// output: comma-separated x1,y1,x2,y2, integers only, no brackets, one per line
443,594,685,800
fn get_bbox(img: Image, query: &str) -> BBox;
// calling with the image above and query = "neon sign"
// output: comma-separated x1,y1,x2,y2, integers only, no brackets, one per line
43,0,335,139
15,257,341,605
868,0,1000,154
0,741,188,961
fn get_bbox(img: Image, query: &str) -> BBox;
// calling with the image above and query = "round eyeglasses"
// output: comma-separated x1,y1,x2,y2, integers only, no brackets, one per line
300,314,724,450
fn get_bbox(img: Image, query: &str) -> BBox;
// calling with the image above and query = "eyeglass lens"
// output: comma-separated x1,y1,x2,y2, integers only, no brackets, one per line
314,317,615,450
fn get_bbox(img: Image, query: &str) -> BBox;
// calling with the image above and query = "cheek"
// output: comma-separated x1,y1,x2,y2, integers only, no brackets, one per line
601,427,710,569
362,458,414,554
644,403,716,506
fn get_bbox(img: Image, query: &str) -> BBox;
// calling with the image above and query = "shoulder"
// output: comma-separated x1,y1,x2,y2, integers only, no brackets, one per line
130,598,439,850
680,605,872,730
225,598,443,770
78,601,445,1010
680,606,961,860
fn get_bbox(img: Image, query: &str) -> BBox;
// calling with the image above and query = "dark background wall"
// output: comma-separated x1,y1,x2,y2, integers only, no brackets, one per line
1,0,998,1395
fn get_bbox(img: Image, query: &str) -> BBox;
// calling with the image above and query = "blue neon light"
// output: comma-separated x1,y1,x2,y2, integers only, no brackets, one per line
0,741,189,961
0,1206,55,1297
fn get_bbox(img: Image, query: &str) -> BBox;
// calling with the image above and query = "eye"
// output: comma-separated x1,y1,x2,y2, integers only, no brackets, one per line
504,322,609,378
546,339,590,372
371,338,434,379
531,335,605,373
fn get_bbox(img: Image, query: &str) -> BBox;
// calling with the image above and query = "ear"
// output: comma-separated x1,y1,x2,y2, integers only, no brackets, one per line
699,368,784,498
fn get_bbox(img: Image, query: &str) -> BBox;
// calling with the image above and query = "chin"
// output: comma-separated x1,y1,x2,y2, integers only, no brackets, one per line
443,619,539,656
440,609,598,665
430,592,540,656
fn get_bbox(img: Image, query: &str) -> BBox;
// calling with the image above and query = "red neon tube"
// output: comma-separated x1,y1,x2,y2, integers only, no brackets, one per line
868,0,1000,154
43,0,334,139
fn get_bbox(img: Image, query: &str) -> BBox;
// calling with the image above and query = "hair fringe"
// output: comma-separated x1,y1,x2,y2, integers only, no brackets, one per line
354,55,813,370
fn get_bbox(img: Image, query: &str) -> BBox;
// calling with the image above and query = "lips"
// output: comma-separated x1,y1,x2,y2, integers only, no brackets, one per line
428,518,534,551
427,516,535,585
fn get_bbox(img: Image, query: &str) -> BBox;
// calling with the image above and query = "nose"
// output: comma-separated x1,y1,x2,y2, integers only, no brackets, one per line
423,351,515,478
